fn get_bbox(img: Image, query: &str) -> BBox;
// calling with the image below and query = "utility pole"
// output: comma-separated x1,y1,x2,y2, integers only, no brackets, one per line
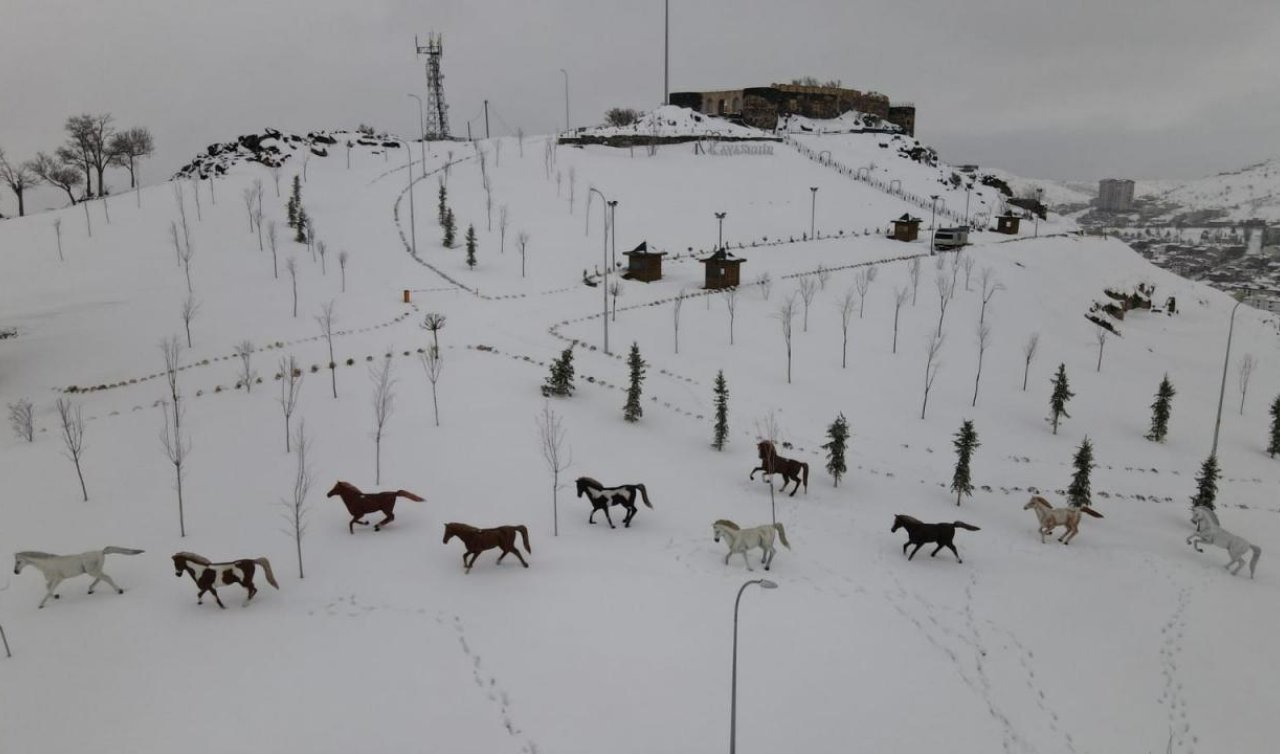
664,0,670,105
560,69,571,132
929,194,939,252
484,100,491,140
466,122,473,143
809,187,818,239
609,200,618,269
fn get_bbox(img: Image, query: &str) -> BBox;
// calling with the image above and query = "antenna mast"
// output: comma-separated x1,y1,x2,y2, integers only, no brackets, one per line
415,33,450,140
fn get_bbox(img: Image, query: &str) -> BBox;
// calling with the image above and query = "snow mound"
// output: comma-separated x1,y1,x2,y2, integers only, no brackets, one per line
577,105,766,139
173,128,402,178
777,110,903,135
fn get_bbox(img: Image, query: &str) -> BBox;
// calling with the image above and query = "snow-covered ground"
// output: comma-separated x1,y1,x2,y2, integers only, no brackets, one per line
1137,157,1280,222
2,128,1279,754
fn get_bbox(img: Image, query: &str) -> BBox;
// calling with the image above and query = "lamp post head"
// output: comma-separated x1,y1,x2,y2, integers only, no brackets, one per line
716,212,726,219
758,579,778,589
810,186,818,193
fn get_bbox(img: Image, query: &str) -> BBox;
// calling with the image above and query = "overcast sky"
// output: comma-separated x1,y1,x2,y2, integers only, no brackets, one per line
3,0,1279,211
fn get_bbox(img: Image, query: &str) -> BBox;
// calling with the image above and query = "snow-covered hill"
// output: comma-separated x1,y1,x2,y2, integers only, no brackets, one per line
1138,157,1280,222
2,124,1279,754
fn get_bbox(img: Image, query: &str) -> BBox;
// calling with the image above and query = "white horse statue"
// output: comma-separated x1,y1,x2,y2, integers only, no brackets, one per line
712,519,791,571
13,547,145,608
1188,507,1261,578
1023,495,1103,545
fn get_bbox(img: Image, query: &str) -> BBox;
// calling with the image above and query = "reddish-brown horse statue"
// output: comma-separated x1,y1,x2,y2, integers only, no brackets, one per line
749,440,809,496
327,480,425,534
442,522,531,573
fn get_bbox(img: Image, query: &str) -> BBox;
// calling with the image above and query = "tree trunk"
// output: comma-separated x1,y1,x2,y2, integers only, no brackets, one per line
295,525,305,579
375,434,382,484
74,457,88,502
431,383,440,427
15,189,24,217
1022,360,1031,391
284,414,291,453
176,464,186,537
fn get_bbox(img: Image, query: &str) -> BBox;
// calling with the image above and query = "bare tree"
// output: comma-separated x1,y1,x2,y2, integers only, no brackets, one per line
169,220,183,267
972,321,991,407
287,257,299,317
280,418,311,578
934,273,954,338
499,204,510,254
278,356,303,453
948,251,961,298
83,193,92,237
909,257,922,306
978,267,1004,327
1095,325,1108,372
758,272,773,300
8,398,34,442
609,279,623,321
721,285,740,345
419,345,443,427
270,165,282,196
854,267,874,318
920,332,945,420
892,286,909,354
798,277,819,331
338,249,349,291
421,312,447,353
235,340,256,393
0,151,39,217
317,241,329,275
537,401,572,536
1021,332,1040,391
370,357,396,484
777,295,798,384
838,287,856,368
55,397,89,501
517,231,530,278
174,184,190,249
61,113,115,198
190,176,202,221
241,187,256,233
268,221,279,279
484,176,494,231
160,337,189,535
961,254,976,291
672,288,688,354
29,152,81,206
180,293,200,348
53,218,64,261
253,203,264,251
179,238,196,294
568,167,576,213
1238,354,1256,414
107,126,154,192
316,301,338,398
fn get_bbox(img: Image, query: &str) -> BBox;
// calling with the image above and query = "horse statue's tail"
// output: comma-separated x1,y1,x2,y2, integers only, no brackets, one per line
636,483,654,508
801,461,809,492
953,522,981,531
1250,545,1262,578
397,490,425,502
103,546,145,556
773,522,792,549
1080,506,1104,519
515,525,532,554
254,558,280,589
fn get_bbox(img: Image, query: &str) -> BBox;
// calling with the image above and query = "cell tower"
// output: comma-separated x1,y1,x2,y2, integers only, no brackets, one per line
416,33,450,140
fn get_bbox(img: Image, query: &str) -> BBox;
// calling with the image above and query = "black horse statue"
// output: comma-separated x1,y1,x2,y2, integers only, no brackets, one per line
891,514,980,564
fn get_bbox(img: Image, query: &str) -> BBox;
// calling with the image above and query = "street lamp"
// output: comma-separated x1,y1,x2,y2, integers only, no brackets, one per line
1034,187,1044,238
608,200,618,269
589,187,609,354
964,183,973,228
715,211,727,249
1211,298,1244,457
408,93,427,201
560,68,570,132
929,194,939,253
730,578,778,754
403,138,416,258
809,187,818,239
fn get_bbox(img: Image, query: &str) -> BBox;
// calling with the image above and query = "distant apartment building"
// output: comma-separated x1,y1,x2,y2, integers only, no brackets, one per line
1097,179,1135,211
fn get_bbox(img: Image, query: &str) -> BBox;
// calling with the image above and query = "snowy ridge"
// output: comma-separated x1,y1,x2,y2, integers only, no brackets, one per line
1137,157,1280,222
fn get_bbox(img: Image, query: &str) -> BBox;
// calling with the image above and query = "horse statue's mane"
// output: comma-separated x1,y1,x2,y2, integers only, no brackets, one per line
14,551,57,560
576,476,603,489
1026,495,1053,508
331,480,358,494
713,519,740,531
444,522,479,533
756,440,775,457
893,514,922,525
173,551,212,565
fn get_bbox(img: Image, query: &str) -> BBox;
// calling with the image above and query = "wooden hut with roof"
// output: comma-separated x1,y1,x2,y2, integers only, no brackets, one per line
622,241,666,282
700,248,745,290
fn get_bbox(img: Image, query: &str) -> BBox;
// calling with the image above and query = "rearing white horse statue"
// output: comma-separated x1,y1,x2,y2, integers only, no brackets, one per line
1187,507,1261,578
13,547,145,608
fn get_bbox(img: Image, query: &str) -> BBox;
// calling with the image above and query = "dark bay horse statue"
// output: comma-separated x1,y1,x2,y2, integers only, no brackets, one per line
327,480,425,533
891,514,980,564
442,523,531,573
172,551,279,608
749,440,809,496
575,476,654,528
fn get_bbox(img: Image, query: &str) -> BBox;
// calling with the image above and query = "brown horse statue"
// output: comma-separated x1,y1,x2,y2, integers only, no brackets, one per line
172,551,279,608
749,440,809,496
442,522,531,573
327,481,425,534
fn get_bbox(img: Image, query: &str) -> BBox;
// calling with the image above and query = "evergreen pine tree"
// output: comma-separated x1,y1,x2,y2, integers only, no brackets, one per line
443,209,456,248
1268,395,1280,458
712,371,729,451
541,347,576,397
437,180,448,226
1049,363,1074,435
951,419,980,506
294,206,309,243
1066,436,1094,508
465,224,477,268
623,342,646,422
1190,454,1220,510
287,175,301,228
822,413,851,487
1145,374,1176,442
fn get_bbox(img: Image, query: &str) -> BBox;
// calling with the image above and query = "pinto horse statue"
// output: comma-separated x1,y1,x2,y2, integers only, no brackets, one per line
1023,495,1103,545
712,519,791,571
1188,507,1261,578
327,480,425,534
749,440,809,496
443,523,531,573
575,476,654,528
172,552,279,608
891,515,979,564
13,547,144,608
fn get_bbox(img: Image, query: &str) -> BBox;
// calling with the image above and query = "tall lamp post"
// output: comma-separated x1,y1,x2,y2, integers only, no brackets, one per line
560,68,570,132
404,138,417,258
1211,298,1244,457
408,93,427,178
589,187,609,353
1034,187,1044,238
964,183,973,228
929,194,939,253
608,200,618,269
809,187,818,239
730,578,778,754
715,211,727,249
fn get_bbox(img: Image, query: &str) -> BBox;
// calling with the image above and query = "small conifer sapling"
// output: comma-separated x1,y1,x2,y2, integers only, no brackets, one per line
951,420,980,506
